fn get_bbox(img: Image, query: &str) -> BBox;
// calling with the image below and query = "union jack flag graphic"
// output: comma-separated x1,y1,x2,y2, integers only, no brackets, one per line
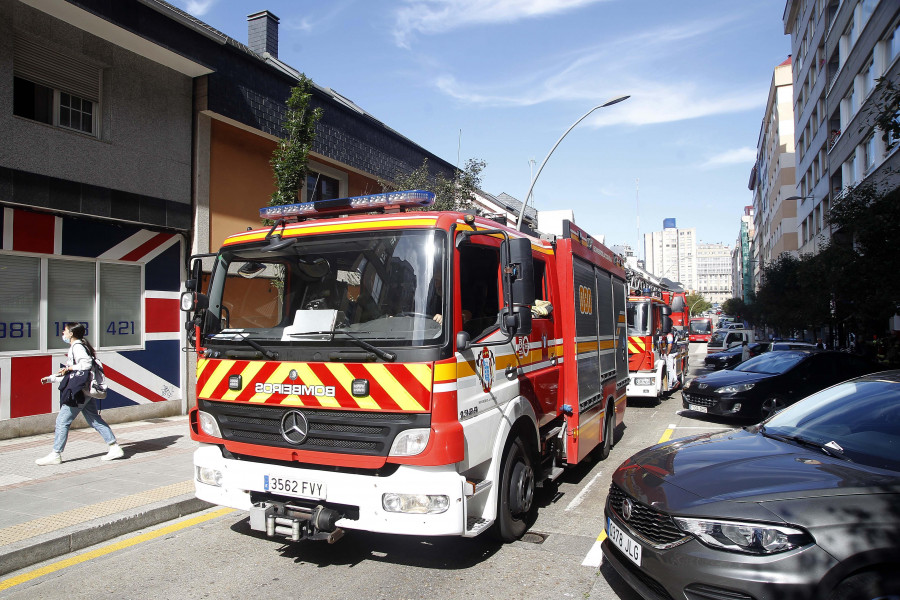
0,208,183,420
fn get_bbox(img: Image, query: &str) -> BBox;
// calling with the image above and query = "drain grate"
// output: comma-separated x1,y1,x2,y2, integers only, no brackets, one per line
521,531,548,544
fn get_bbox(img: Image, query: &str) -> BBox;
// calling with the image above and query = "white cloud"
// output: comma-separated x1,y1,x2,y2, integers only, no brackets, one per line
393,0,610,47
430,16,765,126
180,0,217,17
700,147,758,169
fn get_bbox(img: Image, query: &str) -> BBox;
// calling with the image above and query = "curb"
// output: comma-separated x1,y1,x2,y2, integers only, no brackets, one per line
0,494,213,577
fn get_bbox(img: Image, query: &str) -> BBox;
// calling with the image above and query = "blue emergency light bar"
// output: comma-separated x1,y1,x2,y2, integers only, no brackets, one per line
259,190,435,220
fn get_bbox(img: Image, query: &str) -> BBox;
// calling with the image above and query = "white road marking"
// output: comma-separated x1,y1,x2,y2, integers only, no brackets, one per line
565,471,603,512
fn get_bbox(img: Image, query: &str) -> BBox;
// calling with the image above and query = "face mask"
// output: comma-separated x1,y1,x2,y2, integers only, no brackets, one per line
62,333,70,343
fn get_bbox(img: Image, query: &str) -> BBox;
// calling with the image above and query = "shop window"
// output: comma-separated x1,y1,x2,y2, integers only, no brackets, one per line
0,255,41,352
0,254,142,354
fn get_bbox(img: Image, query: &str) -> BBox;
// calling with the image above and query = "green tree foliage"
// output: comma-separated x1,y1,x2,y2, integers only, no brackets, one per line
269,76,323,208
380,158,486,212
752,184,900,339
685,293,711,316
721,297,751,322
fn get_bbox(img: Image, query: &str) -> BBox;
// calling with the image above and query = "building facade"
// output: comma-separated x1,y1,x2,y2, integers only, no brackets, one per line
696,243,733,305
0,0,458,438
750,56,798,292
784,0,900,255
643,221,697,291
732,206,755,304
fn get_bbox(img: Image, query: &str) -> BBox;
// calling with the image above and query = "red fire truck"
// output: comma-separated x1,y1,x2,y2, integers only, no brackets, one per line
626,294,688,399
662,291,689,334
181,190,628,543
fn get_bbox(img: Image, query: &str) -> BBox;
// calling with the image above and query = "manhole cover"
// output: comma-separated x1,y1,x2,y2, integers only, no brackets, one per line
521,531,548,544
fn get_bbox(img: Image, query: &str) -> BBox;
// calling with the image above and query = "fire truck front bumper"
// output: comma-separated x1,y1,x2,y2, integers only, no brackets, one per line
193,444,469,537
627,372,660,398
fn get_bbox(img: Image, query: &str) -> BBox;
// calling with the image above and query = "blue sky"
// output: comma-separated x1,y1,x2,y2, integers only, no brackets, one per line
174,0,791,257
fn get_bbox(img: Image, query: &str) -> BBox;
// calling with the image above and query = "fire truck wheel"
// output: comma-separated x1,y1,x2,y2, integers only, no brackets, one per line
597,401,616,460
494,436,536,542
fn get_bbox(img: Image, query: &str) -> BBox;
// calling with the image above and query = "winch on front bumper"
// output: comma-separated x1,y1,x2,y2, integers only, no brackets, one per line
249,499,345,543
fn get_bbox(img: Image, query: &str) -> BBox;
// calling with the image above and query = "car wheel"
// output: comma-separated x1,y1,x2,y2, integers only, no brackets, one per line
760,396,787,420
597,401,616,460
492,436,536,542
829,570,900,600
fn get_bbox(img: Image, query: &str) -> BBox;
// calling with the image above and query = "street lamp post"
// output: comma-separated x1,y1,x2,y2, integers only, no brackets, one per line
516,96,630,229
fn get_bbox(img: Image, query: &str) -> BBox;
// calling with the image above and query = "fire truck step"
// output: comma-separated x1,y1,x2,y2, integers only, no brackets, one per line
466,517,491,535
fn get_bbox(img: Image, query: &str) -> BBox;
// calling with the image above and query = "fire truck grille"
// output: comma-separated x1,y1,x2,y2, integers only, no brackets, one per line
200,399,429,457
681,393,718,408
607,484,690,548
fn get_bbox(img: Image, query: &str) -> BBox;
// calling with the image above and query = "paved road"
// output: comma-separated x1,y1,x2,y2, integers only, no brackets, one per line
0,343,730,600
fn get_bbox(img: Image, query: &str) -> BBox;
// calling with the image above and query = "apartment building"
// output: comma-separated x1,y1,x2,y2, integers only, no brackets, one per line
643,220,697,291
750,56,799,288
784,0,900,255
697,243,733,305
732,206,755,303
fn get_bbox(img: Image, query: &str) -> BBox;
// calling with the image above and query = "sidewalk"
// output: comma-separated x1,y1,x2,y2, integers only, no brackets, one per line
0,415,211,577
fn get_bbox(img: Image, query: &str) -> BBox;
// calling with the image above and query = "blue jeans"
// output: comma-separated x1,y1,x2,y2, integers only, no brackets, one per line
53,398,117,453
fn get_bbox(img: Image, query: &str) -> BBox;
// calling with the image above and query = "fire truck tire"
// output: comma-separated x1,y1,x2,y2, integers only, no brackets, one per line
494,435,536,542
597,401,616,460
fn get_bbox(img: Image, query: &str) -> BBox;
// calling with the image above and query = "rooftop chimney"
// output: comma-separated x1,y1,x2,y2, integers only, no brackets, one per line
247,10,279,58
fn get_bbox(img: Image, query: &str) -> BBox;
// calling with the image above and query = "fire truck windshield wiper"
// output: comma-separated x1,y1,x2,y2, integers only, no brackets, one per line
290,330,396,362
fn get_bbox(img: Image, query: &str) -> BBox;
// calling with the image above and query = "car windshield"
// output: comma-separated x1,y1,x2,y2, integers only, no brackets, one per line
627,301,650,336
735,351,806,374
709,331,728,345
764,378,900,471
204,229,446,345
690,319,711,334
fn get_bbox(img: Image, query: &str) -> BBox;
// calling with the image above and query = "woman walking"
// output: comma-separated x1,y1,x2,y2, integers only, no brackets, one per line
35,322,124,465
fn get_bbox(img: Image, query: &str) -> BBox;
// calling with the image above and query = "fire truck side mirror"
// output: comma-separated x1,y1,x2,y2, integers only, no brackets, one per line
501,238,536,307
660,305,672,316
661,316,673,334
500,306,533,337
456,331,471,352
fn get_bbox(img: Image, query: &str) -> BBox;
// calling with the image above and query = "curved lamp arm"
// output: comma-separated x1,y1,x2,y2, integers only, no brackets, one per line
516,95,630,230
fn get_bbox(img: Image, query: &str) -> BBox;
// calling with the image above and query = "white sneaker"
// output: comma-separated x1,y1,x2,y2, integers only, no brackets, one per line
101,443,124,461
36,452,61,466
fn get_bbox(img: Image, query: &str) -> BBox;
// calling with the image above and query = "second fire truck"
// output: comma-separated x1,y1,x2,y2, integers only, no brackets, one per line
181,191,628,544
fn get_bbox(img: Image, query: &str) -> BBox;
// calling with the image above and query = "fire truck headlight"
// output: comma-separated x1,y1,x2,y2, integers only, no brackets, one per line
198,411,222,438
196,466,222,487
382,493,449,514
389,428,430,456
634,377,655,386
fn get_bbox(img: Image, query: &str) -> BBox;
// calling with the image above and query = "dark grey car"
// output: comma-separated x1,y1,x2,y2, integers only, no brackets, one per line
603,372,900,600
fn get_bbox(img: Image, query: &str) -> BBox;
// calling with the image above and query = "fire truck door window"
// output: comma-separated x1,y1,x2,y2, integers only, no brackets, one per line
458,244,501,340
627,302,650,336
531,259,552,318
221,261,285,329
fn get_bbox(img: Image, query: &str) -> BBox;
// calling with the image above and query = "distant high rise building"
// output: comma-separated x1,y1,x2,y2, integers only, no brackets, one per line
643,221,696,290
697,243,733,304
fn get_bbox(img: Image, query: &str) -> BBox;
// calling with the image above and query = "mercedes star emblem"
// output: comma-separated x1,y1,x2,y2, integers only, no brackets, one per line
622,497,634,521
280,410,309,445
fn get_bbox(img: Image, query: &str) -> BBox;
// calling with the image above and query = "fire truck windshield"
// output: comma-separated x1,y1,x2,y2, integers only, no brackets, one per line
627,301,650,336
204,229,447,346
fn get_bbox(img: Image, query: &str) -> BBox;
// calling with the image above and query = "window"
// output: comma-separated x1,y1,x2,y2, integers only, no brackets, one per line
13,37,101,137
0,254,142,354
890,21,900,64
306,171,340,202
863,134,877,172
862,59,875,99
0,255,41,352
